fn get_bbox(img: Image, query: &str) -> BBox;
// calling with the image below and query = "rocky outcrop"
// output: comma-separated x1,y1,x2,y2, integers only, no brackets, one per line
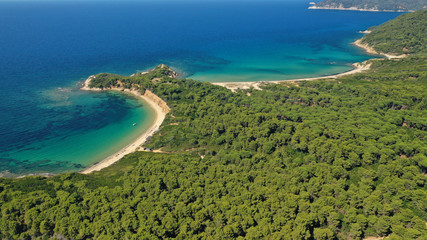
158,64,179,78
81,75,98,90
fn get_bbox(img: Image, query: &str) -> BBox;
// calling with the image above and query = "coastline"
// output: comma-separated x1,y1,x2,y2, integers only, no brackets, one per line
213,37,406,92
308,5,412,12
76,36,407,170
353,39,407,59
80,78,170,174
213,60,372,91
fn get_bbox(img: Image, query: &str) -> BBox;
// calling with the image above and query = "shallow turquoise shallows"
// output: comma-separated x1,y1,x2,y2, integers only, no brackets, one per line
0,1,402,175
0,89,154,176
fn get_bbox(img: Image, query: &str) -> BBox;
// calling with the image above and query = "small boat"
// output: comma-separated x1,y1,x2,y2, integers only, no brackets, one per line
133,123,137,126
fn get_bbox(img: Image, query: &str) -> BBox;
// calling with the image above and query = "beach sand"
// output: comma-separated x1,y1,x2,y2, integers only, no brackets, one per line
212,60,372,92
80,78,170,174
213,37,406,92
79,36,406,172
353,39,407,59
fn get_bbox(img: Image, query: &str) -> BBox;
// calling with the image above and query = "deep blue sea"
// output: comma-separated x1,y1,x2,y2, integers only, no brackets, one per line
0,1,401,176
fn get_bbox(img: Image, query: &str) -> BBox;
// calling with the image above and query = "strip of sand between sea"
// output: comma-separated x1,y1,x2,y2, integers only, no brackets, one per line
80,77,170,174
212,37,406,92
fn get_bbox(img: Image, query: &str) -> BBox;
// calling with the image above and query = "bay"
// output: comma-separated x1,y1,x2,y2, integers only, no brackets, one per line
0,1,402,175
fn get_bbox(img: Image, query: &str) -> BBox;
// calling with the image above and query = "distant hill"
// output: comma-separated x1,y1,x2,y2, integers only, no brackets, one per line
361,10,427,55
309,0,427,12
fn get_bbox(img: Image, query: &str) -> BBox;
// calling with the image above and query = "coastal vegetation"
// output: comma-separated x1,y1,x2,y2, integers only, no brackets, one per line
1,9,426,240
361,10,427,55
310,0,427,11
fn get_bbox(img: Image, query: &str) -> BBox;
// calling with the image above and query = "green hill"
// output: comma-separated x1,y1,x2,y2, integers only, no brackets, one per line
361,10,427,55
1,11,426,240
310,0,427,11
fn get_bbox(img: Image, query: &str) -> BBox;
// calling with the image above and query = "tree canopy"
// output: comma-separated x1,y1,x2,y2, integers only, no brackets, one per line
361,10,427,55
1,10,426,240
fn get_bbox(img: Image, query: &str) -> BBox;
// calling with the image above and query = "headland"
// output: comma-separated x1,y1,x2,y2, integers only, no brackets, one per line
79,33,406,171
80,75,170,174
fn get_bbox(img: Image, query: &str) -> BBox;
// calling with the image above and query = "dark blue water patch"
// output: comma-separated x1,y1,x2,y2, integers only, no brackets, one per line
0,92,139,153
0,1,403,174
0,1,401,80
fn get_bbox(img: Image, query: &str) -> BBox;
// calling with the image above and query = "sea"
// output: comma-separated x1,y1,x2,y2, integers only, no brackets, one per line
0,0,402,176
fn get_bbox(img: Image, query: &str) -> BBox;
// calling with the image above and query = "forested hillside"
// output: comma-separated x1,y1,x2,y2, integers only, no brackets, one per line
361,10,427,55
310,0,427,11
1,10,426,240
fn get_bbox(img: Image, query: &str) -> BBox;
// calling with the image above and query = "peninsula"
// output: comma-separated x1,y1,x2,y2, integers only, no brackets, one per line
1,9,425,240
309,0,427,12
80,65,173,173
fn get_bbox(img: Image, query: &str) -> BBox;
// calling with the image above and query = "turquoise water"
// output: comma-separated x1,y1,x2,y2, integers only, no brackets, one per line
0,1,401,176
192,41,363,82
0,88,154,176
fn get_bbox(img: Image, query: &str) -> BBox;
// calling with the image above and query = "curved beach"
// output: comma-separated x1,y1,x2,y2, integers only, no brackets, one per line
353,39,407,59
212,60,372,91
80,78,170,174
79,36,405,173
213,37,407,92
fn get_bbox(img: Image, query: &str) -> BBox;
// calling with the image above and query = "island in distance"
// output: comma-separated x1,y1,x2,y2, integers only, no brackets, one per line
0,4,426,240
309,0,427,12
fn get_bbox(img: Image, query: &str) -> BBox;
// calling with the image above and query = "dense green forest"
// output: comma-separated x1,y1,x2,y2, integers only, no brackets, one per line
361,10,427,55
311,0,427,11
1,11,426,240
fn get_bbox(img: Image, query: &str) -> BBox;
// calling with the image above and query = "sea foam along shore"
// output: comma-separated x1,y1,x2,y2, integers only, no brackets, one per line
80,76,170,174
213,36,406,92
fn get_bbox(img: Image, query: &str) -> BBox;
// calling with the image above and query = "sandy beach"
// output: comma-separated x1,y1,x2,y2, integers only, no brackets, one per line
212,60,372,92
79,36,405,171
213,37,406,92
353,39,407,59
80,77,170,174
